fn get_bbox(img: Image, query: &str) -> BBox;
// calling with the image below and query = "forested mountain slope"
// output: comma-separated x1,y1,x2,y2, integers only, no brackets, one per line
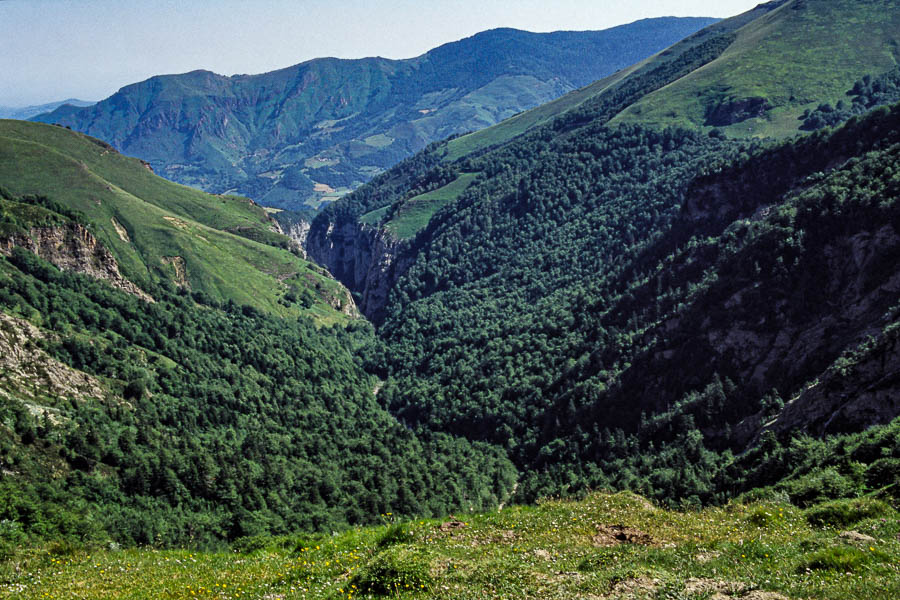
0,189,517,548
308,0,900,319
304,0,900,506
31,19,715,210
4,0,900,564
369,101,900,505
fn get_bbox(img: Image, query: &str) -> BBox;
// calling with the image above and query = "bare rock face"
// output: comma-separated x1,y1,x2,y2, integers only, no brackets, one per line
0,224,154,303
0,311,107,411
359,228,415,323
284,220,311,258
305,220,412,322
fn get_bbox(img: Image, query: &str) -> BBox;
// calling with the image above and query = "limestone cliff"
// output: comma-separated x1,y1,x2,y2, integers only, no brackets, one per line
284,220,311,258
305,220,412,322
0,224,154,302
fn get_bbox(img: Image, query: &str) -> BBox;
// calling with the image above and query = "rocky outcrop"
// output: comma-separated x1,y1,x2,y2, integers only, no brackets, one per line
0,311,107,410
284,220,311,258
0,224,154,302
704,96,771,126
772,333,900,438
635,215,900,449
305,220,413,321
358,229,415,321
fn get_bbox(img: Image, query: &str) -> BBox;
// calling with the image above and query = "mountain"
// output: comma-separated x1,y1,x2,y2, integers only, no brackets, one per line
610,0,900,136
438,0,900,159
306,0,900,504
31,18,717,210
0,121,518,548
0,119,352,322
0,99,94,121
6,0,900,563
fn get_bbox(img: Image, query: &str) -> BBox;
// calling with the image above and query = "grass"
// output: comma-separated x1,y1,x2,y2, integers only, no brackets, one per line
444,67,640,161
0,121,281,245
385,173,478,239
0,121,349,325
610,0,900,138
4,491,899,599
358,205,390,226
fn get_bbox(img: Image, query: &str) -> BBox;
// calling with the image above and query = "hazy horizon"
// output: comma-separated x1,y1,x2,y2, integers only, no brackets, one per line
0,0,761,107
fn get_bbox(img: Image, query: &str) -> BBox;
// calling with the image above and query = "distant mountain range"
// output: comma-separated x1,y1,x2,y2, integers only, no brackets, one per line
31,18,716,210
0,98,94,121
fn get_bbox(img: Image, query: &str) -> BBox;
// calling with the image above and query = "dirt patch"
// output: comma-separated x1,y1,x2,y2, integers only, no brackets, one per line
438,520,467,532
161,256,189,288
742,592,790,600
685,578,749,597
839,530,876,543
601,577,789,600
163,216,189,230
111,217,130,242
313,182,335,194
604,576,660,599
592,525,657,547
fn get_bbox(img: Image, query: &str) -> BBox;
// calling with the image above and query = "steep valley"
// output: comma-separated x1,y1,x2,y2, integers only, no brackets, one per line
2,2,900,595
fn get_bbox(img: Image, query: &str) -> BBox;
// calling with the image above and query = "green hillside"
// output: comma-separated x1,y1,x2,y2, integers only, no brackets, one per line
7,491,900,599
5,0,900,587
445,0,900,162
385,173,478,239
307,0,900,512
611,0,900,137
0,238,516,551
0,120,348,322
32,19,717,210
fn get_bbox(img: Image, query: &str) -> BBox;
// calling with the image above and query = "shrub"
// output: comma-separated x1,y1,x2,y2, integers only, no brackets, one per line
350,545,434,594
804,498,895,528
231,535,272,554
377,522,415,549
865,457,900,489
782,468,860,506
0,520,25,561
798,545,889,572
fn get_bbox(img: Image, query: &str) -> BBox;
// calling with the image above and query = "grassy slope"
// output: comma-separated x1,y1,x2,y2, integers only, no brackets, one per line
610,0,900,137
0,120,282,244
5,491,899,599
444,68,640,161
442,5,775,160
385,173,479,239
0,121,347,323
358,205,391,226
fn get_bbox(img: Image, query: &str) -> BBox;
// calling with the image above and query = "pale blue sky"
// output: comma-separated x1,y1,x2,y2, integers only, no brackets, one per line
0,0,761,107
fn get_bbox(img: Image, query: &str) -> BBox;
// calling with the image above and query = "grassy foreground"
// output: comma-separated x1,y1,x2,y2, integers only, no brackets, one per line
3,491,899,599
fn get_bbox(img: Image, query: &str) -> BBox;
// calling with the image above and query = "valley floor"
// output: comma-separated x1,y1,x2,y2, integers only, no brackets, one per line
3,492,899,599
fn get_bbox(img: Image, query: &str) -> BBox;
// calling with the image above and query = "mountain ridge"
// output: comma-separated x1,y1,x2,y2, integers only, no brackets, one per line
0,119,352,323
0,99,94,121
32,18,717,210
